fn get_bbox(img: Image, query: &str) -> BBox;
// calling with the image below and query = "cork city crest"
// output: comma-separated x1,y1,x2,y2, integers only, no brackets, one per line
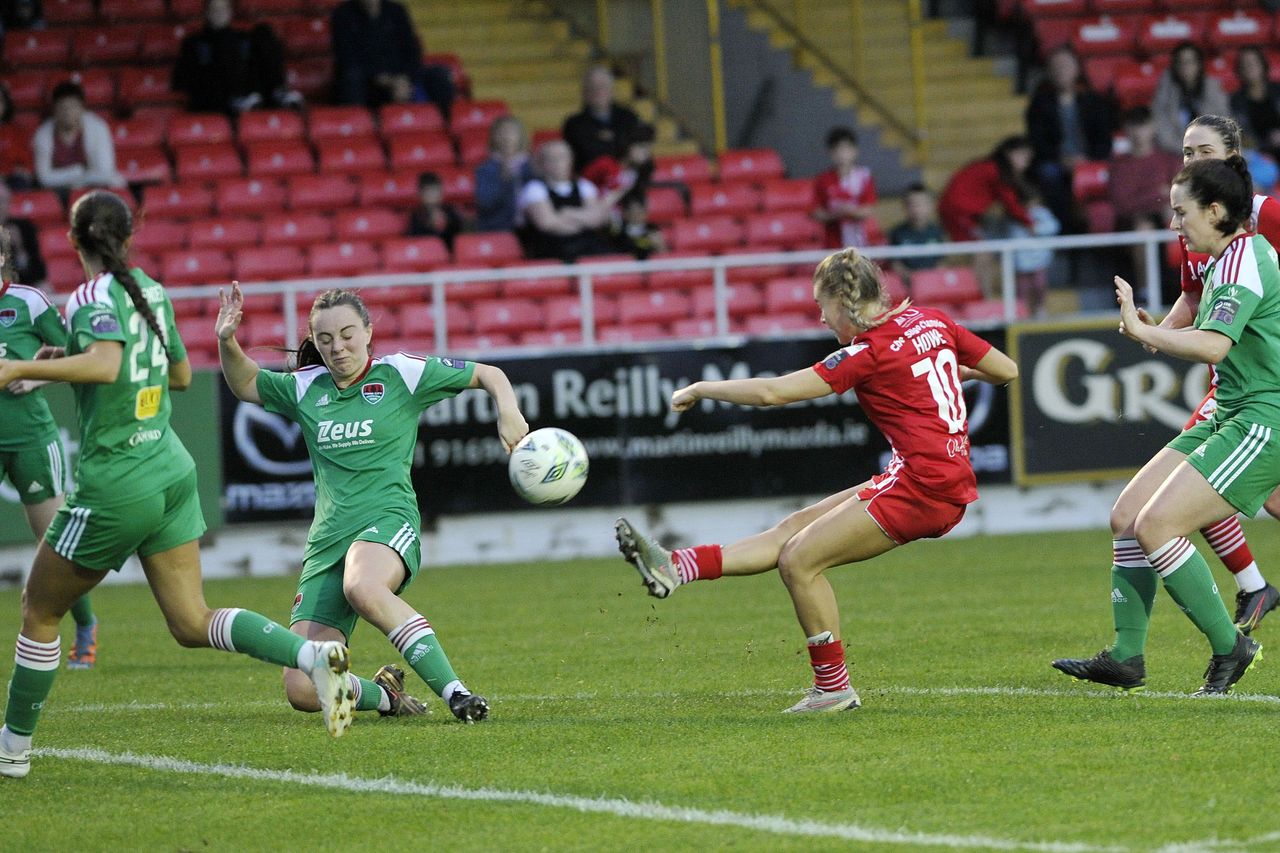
361,382,385,404
0,308,16,327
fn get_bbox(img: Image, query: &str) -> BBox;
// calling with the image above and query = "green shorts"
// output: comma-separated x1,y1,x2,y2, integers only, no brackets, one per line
289,516,422,639
44,468,206,571
1169,416,1280,517
0,436,66,505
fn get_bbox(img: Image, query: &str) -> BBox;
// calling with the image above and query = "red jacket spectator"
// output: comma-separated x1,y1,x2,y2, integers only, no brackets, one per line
938,137,1034,241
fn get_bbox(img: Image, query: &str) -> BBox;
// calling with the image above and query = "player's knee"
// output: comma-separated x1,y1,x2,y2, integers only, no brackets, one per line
776,543,810,589
1108,503,1135,538
1130,509,1168,556
283,669,319,712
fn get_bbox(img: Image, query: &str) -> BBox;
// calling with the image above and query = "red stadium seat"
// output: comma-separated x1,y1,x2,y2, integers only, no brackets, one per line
763,276,816,313
909,266,984,305
645,186,686,224
234,246,306,282
175,317,211,351
43,0,95,25
530,127,561,149
743,313,813,336
73,26,140,64
243,313,290,349
142,183,216,220
100,0,166,21
167,113,234,147
388,135,456,171
455,129,490,168
1136,13,1207,56
307,241,380,277
215,177,286,217
1084,199,1117,233
1082,55,1128,93
188,217,261,251
162,249,233,286
277,16,331,59
453,232,522,267
653,154,713,184
586,253,646,294
450,100,509,134
245,141,315,177
670,216,744,253
958,298,1030,324
1069,15,1137,57
138,23,190,63
112,114,168,149
726,255,791,286
502,268,574,298
240,0,309,14
9,191,64,227
758,178,813,213
1112,58,1166,109
130,219,190,255
671,317,725,338
118,66,182,106
544,294,618,330
68,186,135,212
286,174,356,211
648,251,712,290
117,149,171,184
433,270,502,302
318,138,386,173
334,208,404,241
1072,160,1110,202
882,270,910,304
425,52,470,99
75,69,117,109
717,148,785,183
1092,0,1157,13
398,302,473,336
45,257,85,292
745,212,820,250
381,236,450,272
261,213,333,246
436,166,475,204
307,106,375,140
1206,54,1238,92
597,323,669,344
6,71,50,111
1207,11,1271,51
175,143,243,181
285,58,333,99
358,171,419,209
471,298,545,335
691,282,765,319
238,109,306,144
690,182,761,217
3,30,70,67
378,103,446,138
520,329,582,348
448,332,518,351
1020,0,1086,16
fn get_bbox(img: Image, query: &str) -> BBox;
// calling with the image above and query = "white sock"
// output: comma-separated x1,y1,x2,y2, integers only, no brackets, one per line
295,641,317,672
807,631,834,646
377,689,392,713
1235,563,1266,594
1,725,32,753
441,679,464,702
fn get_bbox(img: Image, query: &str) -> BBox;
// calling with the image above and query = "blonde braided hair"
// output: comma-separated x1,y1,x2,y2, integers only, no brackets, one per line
813,248,904,330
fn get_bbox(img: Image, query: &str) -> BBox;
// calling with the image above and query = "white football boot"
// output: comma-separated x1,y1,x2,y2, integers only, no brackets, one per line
614,518,680,598
0,728,31,778
308,640,354,737
782,686,862,714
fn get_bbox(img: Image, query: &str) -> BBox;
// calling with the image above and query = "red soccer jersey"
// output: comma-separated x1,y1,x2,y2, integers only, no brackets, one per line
812,306,993,504
1181,194,1280,300
813,166,878,248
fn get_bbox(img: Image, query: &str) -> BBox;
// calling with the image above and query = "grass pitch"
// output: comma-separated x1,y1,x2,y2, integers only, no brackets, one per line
4,525,1280,851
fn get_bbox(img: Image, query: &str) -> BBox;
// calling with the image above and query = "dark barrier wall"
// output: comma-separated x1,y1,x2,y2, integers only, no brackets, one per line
220,335,1012,522
0,372,225,546
1008,319,1210,485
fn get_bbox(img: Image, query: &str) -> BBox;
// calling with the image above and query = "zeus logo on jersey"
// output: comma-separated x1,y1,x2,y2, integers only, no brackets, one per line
0,309,16,327
316,419,374,442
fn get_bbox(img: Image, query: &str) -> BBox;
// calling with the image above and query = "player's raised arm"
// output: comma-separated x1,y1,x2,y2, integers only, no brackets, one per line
215,281,262,404
671,367,833,412
959,347,1018,385
469,362,528,451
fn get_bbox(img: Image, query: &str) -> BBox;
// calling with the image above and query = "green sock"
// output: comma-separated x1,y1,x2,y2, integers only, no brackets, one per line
211,608,306,668
6,636,61,737
389,616,460,698
1157,545,1238,655
69,595,95,629
1111,564,1157,661
354,676,384,712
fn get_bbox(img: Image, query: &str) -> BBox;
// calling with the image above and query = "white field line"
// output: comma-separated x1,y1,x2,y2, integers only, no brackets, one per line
1156,833,1280,853
36,745,1121,853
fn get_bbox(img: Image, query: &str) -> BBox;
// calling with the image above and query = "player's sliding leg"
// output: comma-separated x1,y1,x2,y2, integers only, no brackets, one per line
140,542,353,737
283,619,427,718
1200,514,1277,633
343,542,487,722
66,595,98,670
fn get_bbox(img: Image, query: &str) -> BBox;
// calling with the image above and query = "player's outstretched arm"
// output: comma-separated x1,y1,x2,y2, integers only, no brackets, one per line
0,339,121,387
471,362,529,451
169,357,192,391
671,368,832,411
216,281,262,404
960,347,1019,385
1116,275,1231,363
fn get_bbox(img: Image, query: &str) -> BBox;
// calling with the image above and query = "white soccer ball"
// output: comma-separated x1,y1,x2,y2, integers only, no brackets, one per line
508,427,589,506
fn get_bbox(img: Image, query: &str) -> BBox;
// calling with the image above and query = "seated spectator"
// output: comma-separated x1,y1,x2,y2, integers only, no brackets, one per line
562,66,641,172
812,127,878,249
888,183,945,274
1025,45,1114,233
0,0,43,34
939,136,1034,242
582,123,655,202
474,115,534,233
332,0,453,114
1108,106,1182,232
1006,188,1060,317
1230,47,1280,161
0,182,46,287
517,140,620,262
610,193,666,260
0,83,35,190
1153,42,1230,154
32,81,125,193
173,0,301,115
407,171,463,250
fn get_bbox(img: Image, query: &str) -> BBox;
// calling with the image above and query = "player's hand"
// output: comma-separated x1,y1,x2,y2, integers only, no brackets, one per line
671,383,700,412
1114,276,1144,342
0,359,19,387
34,345,64,360
215,281,245,342
496,409,529,453
5,378,42,395
1134,306,1159,353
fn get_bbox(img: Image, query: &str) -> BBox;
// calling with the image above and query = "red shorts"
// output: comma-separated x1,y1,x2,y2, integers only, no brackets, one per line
1184,388,1217,430
857,469,968,545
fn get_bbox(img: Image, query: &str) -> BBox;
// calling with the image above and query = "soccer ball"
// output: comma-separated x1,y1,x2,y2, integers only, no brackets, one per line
508,427,589,506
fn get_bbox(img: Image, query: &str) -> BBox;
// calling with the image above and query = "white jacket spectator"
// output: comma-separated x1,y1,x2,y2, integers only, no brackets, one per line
32,81,125,191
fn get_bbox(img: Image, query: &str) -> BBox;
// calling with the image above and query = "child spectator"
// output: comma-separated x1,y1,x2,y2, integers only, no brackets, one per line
888,183,945,274
611,193,666,260
474,116,533,233
172,0,301,115
812,126,878,248
1006,189,1060,317
31,81,125,193
407,172,463,251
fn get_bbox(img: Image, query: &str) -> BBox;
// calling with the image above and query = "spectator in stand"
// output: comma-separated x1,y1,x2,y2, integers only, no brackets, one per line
1108,106,1182,284
1153,42,1231,154
0,0,43,34
812,127,878,249
888,183,945,274
1007,187,1060,317
1024,45,1115,234
516,140,621,262
332,0,453,115
1230,47,1280,161
0,182,45,287
0,84,35,190
582,123,655,203
172,0,301,115
407,171,463,251
31,82,125,194
610,193,666,260
562,66,641,172
473,116,533,233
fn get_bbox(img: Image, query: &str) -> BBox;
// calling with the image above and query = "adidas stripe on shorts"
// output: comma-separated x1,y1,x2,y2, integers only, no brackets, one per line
1169,415,1280,517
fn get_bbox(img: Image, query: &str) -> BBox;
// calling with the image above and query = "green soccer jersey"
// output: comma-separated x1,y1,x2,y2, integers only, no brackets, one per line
255,353,476,569
0,283,66,450
64,270,193,505
1198,234,1280,425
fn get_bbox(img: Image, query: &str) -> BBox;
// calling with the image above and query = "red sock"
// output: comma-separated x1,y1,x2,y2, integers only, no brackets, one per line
1201,516,1254,574
808,640,851,692
672,544,723,584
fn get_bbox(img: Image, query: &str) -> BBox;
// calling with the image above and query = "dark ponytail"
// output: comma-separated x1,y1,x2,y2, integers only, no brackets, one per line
1173,154,1254,236
288,288,372,372
70,191,170,359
